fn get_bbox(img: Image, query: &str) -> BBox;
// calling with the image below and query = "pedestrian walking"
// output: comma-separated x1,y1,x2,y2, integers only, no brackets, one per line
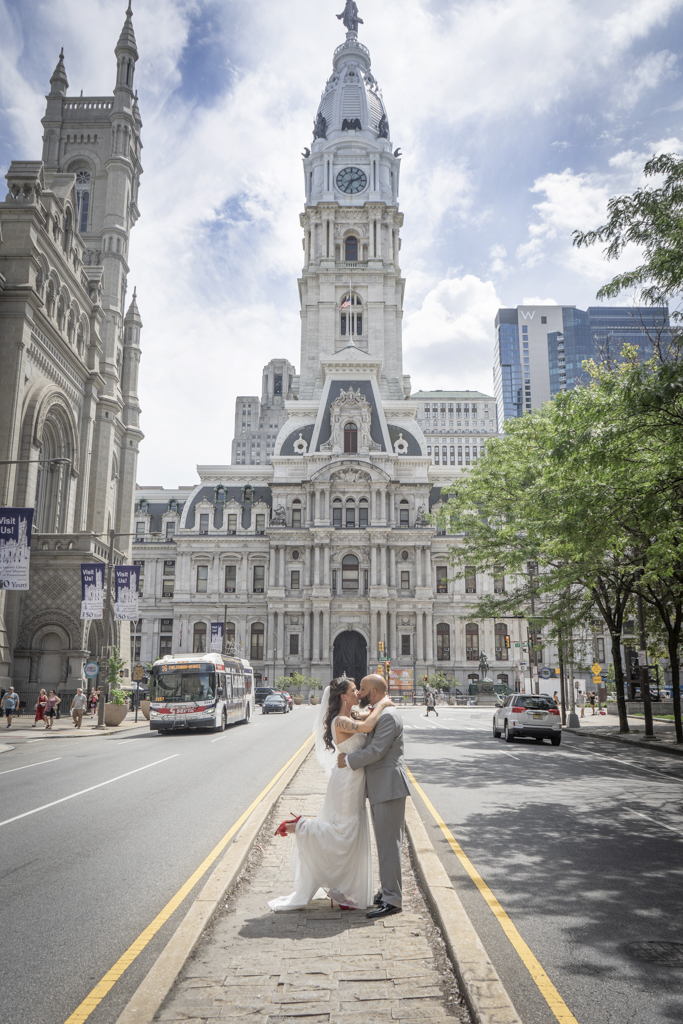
89,689,99,716
589,691,597,715
425,692,438,717
553,691,560,706
44,690,61,729
577,690,586,718
2,686,19,728
70,688,87,729
33,689,48,727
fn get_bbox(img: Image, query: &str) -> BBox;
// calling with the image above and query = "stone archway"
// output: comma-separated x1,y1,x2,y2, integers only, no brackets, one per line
333,630,367,685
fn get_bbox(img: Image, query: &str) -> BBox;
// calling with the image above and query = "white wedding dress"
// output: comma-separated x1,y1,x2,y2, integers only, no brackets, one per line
268,719,373,911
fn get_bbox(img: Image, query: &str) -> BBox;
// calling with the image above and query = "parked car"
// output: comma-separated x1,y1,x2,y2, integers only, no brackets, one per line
255,687,274,706
493,694,561,745
262,693,289,715
275,690,293,710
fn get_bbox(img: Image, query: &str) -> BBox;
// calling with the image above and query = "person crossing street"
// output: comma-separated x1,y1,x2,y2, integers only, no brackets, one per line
425,691,438,717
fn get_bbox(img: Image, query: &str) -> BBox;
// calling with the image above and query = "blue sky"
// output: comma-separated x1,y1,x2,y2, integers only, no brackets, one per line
2,0,683,486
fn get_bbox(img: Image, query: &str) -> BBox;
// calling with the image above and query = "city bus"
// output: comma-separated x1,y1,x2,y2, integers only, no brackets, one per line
148,653,254,732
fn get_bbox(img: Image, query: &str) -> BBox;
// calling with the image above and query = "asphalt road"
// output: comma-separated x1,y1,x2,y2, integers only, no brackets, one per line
0,705,316,1024
403,705,683,1024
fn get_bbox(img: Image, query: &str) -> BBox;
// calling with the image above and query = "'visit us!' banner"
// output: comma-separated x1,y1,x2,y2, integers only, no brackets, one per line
0,508,33,590
114,565,141,621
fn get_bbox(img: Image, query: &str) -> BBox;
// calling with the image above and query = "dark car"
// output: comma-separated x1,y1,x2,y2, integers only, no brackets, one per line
255,687,274,706
262,693,289,715
275,690,294,710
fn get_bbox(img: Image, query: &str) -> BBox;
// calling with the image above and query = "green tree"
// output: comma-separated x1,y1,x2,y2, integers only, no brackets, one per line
106,648,125,694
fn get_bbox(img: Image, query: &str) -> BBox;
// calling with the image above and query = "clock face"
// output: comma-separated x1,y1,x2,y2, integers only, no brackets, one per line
336,167,368,195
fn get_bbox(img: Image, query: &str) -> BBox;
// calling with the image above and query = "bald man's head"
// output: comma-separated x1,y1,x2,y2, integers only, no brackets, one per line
358,674,387,707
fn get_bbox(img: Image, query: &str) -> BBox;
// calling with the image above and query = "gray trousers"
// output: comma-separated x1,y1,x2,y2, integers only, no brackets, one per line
370,797,406,908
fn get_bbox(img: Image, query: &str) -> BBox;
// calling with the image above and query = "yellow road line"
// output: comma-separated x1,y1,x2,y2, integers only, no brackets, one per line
64,734,313,1024
407,767,580,1024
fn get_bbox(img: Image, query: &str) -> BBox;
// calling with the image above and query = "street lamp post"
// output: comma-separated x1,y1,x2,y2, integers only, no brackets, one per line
635,578,654,738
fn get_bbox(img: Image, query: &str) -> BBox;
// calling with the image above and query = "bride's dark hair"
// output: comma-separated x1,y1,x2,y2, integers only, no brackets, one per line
323,675,354,751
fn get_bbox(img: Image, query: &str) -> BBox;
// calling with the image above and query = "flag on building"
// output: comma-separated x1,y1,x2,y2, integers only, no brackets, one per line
210,623,224,653
0,508,33,590
340,296,351,308
80,563,104,619
114,565,141,620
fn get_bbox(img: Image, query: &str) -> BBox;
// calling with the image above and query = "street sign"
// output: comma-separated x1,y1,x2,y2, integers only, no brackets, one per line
84,662,99,678
540,667,552,679
132,664,145,681
520,663,527,670
591,662,603,676
638,650,647,666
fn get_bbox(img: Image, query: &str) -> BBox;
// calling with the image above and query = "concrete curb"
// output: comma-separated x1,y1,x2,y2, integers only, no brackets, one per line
405,796,523,1024
114,734,314,1024
564,727,683,757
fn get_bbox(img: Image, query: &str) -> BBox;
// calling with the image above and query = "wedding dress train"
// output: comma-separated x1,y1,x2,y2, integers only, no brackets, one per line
268,725,373,911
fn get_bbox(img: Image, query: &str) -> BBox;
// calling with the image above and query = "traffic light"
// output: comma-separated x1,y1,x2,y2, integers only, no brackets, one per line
378,641,384,654
504,635,510,649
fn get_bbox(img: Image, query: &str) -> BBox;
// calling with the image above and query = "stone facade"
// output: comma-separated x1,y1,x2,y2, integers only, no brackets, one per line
0,7,144,692
132,20,539,695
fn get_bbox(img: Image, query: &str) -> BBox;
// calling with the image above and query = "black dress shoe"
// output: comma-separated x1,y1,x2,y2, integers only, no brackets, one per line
373,890,383,905
366,901,402,919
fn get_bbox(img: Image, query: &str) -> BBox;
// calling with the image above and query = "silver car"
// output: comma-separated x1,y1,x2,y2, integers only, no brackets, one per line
493,694,561,745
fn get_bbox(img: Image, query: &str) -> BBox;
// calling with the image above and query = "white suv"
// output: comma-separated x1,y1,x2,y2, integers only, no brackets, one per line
493,694,561,745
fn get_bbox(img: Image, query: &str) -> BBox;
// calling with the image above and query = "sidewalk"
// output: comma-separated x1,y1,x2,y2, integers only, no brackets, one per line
0,712,151,742
565,709,682,756
155,750,471,1024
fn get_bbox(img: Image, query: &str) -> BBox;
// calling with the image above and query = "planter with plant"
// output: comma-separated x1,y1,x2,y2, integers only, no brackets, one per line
104,650,129,726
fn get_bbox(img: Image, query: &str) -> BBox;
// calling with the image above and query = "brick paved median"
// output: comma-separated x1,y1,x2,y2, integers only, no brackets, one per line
156,751,471,1023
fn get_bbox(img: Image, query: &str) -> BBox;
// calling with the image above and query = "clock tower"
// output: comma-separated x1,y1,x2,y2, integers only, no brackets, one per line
297,14,407,402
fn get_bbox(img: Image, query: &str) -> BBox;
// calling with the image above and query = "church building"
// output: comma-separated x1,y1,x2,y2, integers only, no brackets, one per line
133,10,529,693
0,6,143,693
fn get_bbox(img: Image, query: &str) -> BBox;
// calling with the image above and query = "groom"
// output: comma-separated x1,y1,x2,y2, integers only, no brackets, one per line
337,673,410,918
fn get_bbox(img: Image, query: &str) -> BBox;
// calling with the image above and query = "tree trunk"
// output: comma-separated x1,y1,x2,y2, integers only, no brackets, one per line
667,632,683,744
609,629,629,733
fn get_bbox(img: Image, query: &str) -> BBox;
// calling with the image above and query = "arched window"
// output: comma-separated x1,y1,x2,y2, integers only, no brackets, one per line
34,404,74,533
465,623,479,661
436,623,450,661
75,170,91,233
495,623,509,661
46,280,56,317
332,497,342,527
345,498,355,529
399,499,409,528
342,554,359,590
193,622,207,653
250,622,264,661
344,422,357,453
345,236,358,261
358,496,369,528
340,293,362,337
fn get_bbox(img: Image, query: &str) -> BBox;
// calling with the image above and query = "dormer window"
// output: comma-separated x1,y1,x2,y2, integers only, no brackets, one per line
344,422,358,453
199,513,209,534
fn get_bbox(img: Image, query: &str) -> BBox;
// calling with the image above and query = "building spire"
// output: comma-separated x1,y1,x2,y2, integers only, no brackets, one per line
116,2,138,60
49,48,69,97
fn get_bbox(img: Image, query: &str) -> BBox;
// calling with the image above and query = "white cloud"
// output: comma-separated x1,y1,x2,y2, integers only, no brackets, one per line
522,296,558,305
616,49,678,108
403,275,501,395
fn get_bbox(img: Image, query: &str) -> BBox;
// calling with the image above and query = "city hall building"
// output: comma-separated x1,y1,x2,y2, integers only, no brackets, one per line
133,14,527,693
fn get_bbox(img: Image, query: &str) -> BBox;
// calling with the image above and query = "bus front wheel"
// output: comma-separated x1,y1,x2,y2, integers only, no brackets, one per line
217,709,226,732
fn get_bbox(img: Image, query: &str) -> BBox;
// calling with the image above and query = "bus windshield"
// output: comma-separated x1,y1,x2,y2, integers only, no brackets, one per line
151,666,216,703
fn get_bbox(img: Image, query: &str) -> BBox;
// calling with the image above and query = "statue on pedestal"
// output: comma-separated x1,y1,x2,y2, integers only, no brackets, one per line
337,1,363,33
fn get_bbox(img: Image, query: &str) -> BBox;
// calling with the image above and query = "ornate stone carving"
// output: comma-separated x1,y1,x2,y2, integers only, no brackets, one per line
82,248,102,266
378,113,389,139
331,468,371,483
313,112,327,140
271,504,287,526
393,433,408,455
320,386,381,454
341,117,362,131
415,505,430,527
292,432,308,455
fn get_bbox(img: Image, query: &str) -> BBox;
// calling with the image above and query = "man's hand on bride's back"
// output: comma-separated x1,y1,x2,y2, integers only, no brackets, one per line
337,752,347,768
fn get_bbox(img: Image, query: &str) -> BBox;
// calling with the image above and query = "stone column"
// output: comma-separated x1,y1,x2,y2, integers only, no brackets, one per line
390,548,397,589
314,545,320,586
424,547,432,591
322,609,330,674
324,545,330,586
279,546,285,588
380,611,388,653
276,612,284,661
370,611,378,667
425,611,434,664
268,547,276,588
266,611,275,661
313,609,320,661
416,613,424,663
380,545,387,586
371,545,377,587
302,611,310,667
305,546,312,588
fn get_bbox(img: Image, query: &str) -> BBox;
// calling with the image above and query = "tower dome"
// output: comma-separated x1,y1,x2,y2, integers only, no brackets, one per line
315,35,389,142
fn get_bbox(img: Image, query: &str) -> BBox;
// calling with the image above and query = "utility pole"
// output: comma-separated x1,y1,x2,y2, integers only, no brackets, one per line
635,577,654,738
527,561,538,694
557,630,567,726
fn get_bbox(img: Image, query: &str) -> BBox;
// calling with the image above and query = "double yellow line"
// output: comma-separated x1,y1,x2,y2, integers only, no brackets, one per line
64,735,312,1024
407,768,580,1024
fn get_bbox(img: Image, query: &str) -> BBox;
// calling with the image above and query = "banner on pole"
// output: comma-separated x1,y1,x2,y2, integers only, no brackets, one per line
114,565,141,620
0,507,33,590
81,563,105,619
210,622,224,653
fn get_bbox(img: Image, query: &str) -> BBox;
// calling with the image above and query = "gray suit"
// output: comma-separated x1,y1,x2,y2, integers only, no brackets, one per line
346,707,410,907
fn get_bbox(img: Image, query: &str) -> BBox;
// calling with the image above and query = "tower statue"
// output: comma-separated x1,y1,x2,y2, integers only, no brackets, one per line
337,1,363,33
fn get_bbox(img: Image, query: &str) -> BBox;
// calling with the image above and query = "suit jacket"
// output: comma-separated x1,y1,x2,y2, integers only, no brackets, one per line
346,706,410,805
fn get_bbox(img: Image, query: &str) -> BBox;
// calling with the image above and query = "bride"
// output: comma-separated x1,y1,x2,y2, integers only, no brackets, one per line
268,675,393,911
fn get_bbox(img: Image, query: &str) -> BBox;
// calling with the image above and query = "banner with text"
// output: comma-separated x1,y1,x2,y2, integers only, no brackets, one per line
80,563,105,619
210,622,224,653
114,565,141,621
389,667,413,690
0,507,34,590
